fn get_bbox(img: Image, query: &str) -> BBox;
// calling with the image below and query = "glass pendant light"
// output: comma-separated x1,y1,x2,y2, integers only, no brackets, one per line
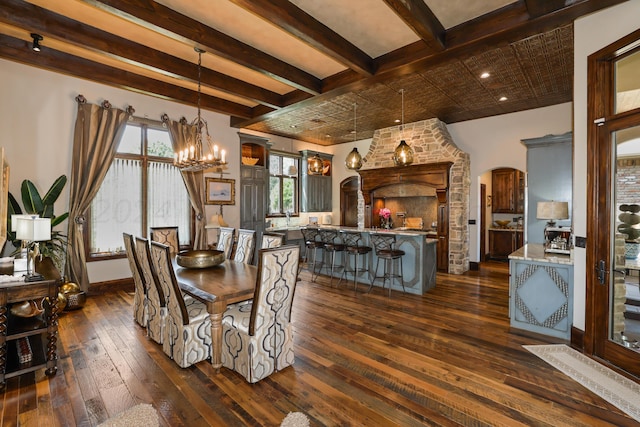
393,89,414,166
308,153,324,175
345,103,363,170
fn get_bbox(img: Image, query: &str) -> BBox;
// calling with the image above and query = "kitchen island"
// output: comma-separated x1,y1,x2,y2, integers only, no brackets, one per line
267,226,437,295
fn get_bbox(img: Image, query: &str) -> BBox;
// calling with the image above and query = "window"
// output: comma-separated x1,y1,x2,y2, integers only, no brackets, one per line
268,152,298,216
88,118,191,258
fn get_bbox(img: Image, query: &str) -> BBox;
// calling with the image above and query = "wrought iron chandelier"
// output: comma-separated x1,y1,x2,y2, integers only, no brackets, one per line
345,102,363,170
174,48,226,172
393,89,414,167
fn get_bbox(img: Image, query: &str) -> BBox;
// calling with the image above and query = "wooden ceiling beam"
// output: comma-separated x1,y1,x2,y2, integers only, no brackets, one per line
82,0,322,95
0,34,254,119
0,0,284,110
228,0,374,76
382,0,445,51
231,0,624,129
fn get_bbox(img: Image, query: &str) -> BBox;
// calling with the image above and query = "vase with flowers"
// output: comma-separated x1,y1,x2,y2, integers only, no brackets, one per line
379,207,392,229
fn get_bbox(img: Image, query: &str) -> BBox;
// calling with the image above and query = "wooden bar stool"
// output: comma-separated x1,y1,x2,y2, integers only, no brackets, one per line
369,233,406,296
318,229,345,286
338,231,372,291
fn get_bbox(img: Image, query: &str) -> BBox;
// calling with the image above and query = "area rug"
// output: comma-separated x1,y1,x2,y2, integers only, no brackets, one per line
524,344,640,422
280,411,310,427
98,403,159,427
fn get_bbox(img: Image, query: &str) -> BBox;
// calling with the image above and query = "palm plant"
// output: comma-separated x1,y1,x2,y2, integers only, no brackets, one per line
7,175,69,273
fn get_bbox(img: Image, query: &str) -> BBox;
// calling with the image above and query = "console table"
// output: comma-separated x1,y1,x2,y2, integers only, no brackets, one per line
0,259,61,388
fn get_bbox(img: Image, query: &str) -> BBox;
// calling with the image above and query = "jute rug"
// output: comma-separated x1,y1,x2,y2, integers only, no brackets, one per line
524,344,640,422
97,403,159,427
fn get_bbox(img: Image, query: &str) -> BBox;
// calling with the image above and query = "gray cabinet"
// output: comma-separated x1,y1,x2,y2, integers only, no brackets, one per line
239,133,270,262
300,150,332,212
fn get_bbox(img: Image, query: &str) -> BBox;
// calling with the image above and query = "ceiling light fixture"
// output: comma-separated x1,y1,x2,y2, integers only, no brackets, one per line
480,72,490,79
30,33,43,52
308,152,324,175
345,102,362,170
499,96,508,101
174,48,226,172
393,89,414,167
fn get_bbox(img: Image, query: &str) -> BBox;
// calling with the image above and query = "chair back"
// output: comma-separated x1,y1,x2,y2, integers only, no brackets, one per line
319,229,339,245
249,245,300,336
301,227,320,244
217,227,235,259
341,231,364,248
234,229,256,264
149,241,189,325
134,236,166,309
261,232,285,249
370,233,396,253
123,233,144,287
150,226,180,254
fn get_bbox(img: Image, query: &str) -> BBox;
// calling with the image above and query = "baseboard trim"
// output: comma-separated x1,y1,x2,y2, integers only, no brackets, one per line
571,326,584,350
89,277,133,295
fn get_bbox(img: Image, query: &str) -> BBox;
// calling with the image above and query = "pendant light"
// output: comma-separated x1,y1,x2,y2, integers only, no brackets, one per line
393,89,414,166
345,102,363,170
174,48,227,172
308,153,324,175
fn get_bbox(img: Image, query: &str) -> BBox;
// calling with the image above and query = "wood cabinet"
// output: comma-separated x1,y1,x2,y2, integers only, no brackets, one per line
0,259,61,388
491,168,524,214
489,229,523,259
300,150,332,213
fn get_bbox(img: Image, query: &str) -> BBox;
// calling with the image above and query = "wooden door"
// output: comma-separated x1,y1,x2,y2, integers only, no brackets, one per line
586,30,640,377
491,168,515,213
340,176,359,227
480,183,486,261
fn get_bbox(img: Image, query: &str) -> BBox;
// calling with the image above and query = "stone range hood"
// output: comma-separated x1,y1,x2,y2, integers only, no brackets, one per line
356,118,470,274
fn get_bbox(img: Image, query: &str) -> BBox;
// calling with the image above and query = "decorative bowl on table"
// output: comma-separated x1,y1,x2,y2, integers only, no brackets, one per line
176,250,225,269
242,156,259,166
494,220,511,228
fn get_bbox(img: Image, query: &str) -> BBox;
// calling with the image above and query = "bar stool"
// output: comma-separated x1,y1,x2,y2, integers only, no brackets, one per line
369,233,406,296
338,231,372,291
300,227,324,281
318,229,345,286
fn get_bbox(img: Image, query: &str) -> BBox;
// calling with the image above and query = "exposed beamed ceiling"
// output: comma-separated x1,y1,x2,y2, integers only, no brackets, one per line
0,0,626,145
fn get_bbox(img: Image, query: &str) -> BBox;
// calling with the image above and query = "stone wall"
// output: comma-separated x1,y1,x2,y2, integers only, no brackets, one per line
357,118,470,274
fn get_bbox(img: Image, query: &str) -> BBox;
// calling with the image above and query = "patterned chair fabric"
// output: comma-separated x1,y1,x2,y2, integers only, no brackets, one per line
221,244,300,383
149,241,212,368
122,233,148,327
134,237,167,344
260,232,285,249
216,227,235,259
150,226,180,254
233,229,256,264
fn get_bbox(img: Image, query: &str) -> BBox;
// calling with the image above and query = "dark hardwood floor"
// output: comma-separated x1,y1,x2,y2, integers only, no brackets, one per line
2,261,639,426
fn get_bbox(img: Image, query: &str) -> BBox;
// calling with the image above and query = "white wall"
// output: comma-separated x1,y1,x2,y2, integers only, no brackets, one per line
573,1,640,331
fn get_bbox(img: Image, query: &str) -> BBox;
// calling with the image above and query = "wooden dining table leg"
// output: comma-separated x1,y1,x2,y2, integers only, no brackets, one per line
208,300,227,372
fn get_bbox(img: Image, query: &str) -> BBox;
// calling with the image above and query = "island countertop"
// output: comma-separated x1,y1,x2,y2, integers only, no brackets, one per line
266,225,436,237
508,243,573,265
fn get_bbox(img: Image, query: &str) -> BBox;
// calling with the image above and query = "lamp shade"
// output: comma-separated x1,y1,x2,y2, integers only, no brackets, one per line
536,201,569,220
205,214,228,229
11,214,34,232
15,216,51,241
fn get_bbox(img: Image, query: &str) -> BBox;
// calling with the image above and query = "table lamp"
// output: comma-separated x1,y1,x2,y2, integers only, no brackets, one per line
536,201,569,227
15,215,51,282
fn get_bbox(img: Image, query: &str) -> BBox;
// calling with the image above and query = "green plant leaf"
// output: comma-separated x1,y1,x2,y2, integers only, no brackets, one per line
42,175,67,206
21,180,43,214
51,212,69,227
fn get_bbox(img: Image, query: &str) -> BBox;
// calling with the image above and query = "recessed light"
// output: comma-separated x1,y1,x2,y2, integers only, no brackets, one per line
290,125,297,128
394,119,401,123
480,72,490,79
499,96,508,101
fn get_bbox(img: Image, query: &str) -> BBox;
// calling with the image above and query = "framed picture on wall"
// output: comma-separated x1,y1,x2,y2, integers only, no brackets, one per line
205,178,235,205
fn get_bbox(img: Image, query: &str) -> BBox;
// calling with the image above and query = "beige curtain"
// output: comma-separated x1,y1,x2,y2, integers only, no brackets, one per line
162,115,207,250
67,96,133,291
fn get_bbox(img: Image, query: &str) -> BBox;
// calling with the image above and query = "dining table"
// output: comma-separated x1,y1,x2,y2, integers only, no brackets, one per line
172,258,256,371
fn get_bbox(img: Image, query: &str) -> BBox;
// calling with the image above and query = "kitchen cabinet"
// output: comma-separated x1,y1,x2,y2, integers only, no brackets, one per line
300,150,332,213
239,133,270,262
489,229,523,259
492,168,524,214
0,259,61,388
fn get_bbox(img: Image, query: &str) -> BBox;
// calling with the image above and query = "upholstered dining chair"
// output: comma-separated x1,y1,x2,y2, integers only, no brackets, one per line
134,236,166,344
233,229,256,264
149,241,212,367
216,227,235,259
150,226,180,254
220,244,301,383
122,233,148,328
260,232,285,249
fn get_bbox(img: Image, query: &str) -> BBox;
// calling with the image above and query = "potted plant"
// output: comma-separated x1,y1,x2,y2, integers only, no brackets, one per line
7,175,69,274
617,203,640,259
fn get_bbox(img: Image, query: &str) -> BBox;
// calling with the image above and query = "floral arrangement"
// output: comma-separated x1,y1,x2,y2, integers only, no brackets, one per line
379,208,391,219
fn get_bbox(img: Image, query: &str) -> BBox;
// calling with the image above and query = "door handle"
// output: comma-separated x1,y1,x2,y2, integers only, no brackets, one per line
595,260,626,284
